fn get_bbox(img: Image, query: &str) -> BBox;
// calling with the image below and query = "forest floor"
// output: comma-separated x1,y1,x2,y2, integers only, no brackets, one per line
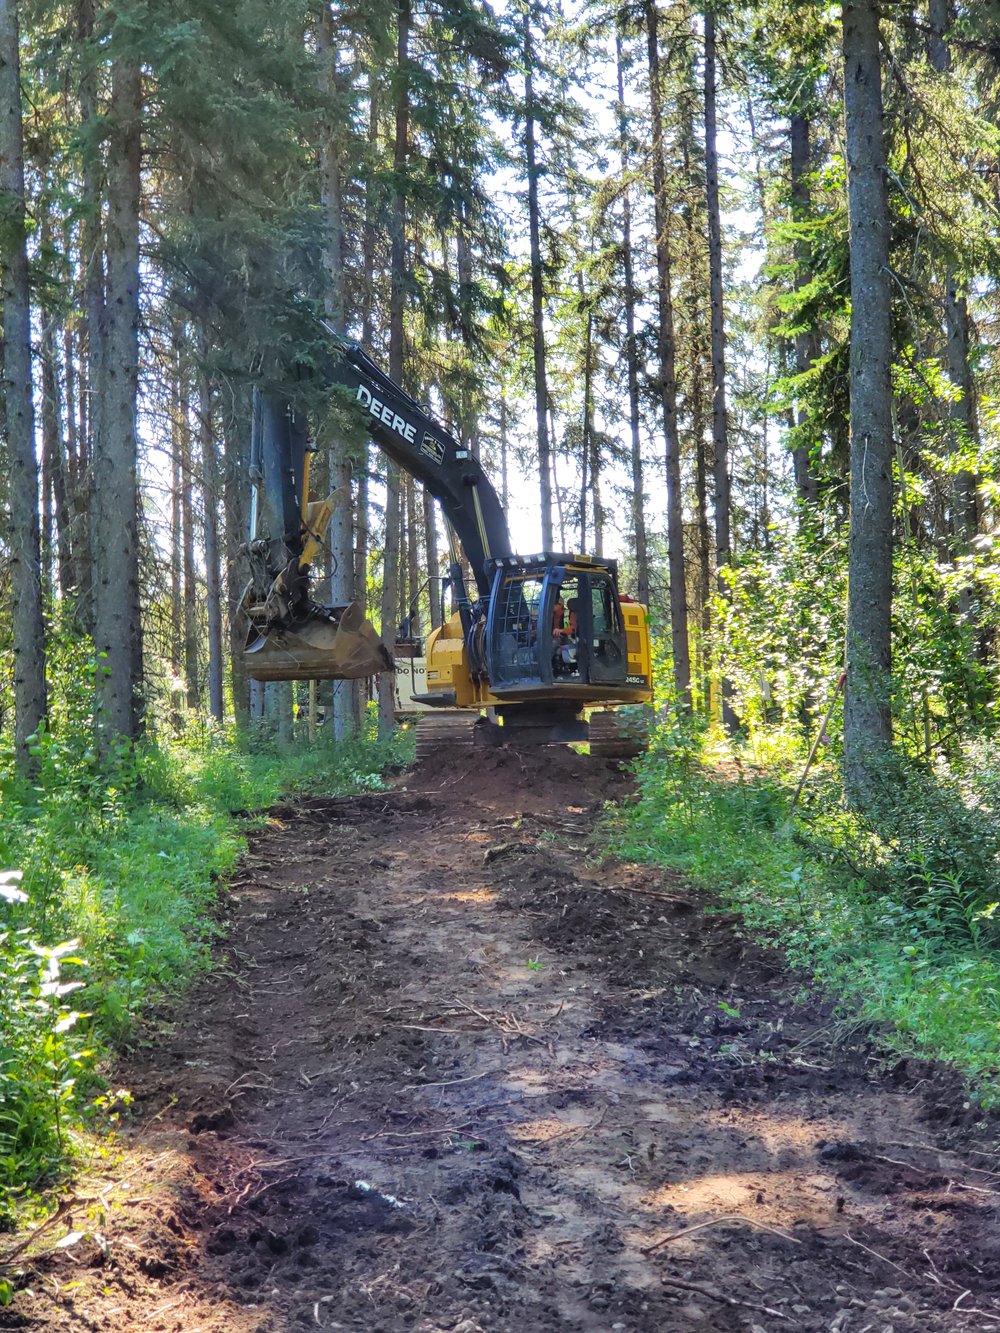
6,747,1000,1333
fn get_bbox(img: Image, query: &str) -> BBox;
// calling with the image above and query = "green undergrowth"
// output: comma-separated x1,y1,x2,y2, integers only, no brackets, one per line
608,718,1000,1110
0,712,412,1223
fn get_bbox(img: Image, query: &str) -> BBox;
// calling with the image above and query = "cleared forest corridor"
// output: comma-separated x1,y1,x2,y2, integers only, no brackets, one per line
10,752,1000,1333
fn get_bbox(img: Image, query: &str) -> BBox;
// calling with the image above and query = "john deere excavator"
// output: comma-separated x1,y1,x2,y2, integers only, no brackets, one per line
239,337,653,756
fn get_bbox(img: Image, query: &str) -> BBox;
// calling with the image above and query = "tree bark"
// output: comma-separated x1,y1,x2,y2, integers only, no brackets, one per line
704,10,730,578
378,0,409,739
92,42,142,746
76,0,101,634
645,0,691,704
199,359,224,722
0,0,47,766
703,7,737,730
842,0,894,800
405,474,419,630
354,81,379,731
926,0,978,548
523,2,553,549
169,363,183,729
223,390,251,727
615,32,649,605
423,486,441,628
179,351,200,712
790,113,821,506
317,3,358,738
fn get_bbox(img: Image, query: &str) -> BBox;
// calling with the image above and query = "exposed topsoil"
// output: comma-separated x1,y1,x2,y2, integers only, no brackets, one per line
5,744,1000,1332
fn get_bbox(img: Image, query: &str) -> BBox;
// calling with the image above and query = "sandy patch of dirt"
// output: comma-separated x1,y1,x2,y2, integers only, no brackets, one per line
4,745,1000,1331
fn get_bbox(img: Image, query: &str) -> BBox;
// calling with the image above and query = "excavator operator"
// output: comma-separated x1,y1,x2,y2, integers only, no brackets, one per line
553,595,580,675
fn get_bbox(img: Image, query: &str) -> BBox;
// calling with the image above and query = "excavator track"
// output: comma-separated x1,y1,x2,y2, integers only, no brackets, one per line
588,708,651,761
415,710,482,760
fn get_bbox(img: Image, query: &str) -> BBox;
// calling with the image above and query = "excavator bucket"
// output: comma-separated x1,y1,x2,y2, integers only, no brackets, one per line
244,601,394,682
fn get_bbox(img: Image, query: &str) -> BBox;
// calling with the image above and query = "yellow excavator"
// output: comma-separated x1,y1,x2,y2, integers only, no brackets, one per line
239,337,653,757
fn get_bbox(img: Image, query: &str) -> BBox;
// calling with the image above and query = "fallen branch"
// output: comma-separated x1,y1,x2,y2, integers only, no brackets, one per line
642,1212,801,1254
395,1023,485,1036
0,1196,95,1266
573,880,690,906
402,1069,496,1092
844,1232,918,1284
360,1122,476,1142
657,1274,794,1323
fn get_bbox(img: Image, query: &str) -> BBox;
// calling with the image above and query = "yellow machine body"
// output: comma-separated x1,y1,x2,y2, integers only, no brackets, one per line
422,600,654,711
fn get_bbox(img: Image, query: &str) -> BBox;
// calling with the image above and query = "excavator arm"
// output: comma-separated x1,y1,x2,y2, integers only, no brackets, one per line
328,345,513,595
240,336,511,682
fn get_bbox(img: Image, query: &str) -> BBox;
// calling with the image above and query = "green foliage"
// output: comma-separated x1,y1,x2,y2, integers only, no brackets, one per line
0,709,410,1220
610,718,1000,1106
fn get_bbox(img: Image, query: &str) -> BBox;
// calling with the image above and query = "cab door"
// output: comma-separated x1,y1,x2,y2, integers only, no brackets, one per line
582,572,627,685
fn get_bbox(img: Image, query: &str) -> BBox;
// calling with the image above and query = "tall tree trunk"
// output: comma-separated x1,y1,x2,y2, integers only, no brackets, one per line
354,85,378,730
704,8,737,729
423,487,441,629
579,307,592,552
0,0,47,766
378,0,410,739
405,475,419,630
61,305,82,599
318,3,357,738
790,113,821,506
693,367,711,637
926,0,978,551
523,3,554,549
42,304,74,600
92,45,142,746
223,392,250,727
645,0,691,703
199,360,224,722
499,387,510,514
76,0,101,634
170,367,183,728
39,301,59,589
704,10,730,575
616,32,649,605
178,353,200,712
842,0,894,800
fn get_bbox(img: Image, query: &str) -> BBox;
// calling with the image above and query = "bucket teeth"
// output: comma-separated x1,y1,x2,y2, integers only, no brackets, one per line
244,601,394,682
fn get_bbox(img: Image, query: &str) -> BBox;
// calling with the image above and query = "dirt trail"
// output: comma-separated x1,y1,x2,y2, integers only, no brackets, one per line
7,747,1000,1332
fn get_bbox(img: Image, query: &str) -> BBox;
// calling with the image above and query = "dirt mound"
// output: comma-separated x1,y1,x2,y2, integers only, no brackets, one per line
404,741,633,815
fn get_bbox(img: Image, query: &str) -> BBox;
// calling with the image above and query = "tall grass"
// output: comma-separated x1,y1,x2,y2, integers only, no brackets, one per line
609,715,1000,1109
0,712,412,1220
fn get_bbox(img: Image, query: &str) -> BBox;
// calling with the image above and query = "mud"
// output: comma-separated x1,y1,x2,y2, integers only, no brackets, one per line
5,745,1000,1331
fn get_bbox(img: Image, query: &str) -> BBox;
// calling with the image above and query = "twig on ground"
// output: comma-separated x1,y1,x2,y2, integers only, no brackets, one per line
402,1069,496,1091
0,1197,96,1265
360,1122,476,1142
844,1232,918,1283
642,1212,802,1254
574,880,690,906
395,1023,484,1036
657,1274,794,1322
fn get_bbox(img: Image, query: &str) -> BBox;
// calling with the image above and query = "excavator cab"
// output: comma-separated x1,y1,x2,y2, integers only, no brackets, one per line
485,557,629,697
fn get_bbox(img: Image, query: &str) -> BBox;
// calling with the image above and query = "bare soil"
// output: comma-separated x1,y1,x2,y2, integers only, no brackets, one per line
5,746,1000,1332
